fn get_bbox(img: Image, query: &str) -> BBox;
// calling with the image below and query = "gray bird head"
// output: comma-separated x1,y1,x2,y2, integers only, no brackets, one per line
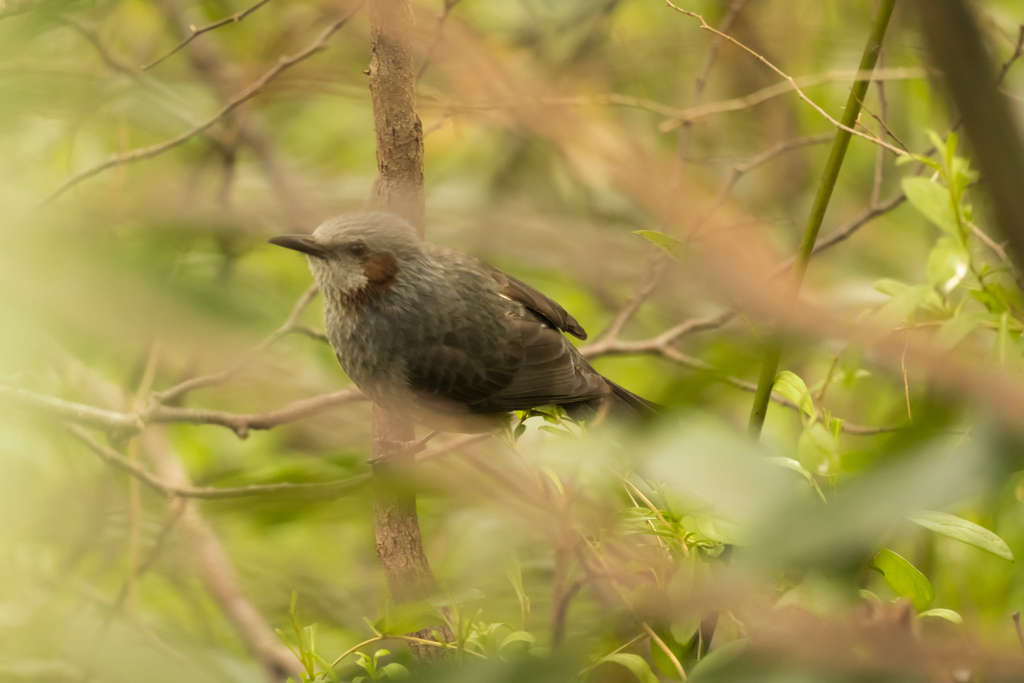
269,212,426,304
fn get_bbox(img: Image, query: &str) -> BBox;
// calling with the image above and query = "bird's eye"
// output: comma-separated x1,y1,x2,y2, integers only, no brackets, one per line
347,242,367,257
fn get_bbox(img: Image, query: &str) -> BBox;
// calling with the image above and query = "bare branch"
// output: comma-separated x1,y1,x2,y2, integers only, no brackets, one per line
1,384,144,434
149,388,365,438
153,285,320,404
68,425,370,500
42,6,362,205
672,0,749,184
142,0,273,71
693,133,834,237
664,3,908,157
3,383,363,438
420,68,929,125
417,0,461,81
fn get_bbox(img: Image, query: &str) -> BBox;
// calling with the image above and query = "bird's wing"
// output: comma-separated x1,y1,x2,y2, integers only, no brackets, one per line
478,315,606,412
404,319,523,408
404,313,605,414
487,267,588,340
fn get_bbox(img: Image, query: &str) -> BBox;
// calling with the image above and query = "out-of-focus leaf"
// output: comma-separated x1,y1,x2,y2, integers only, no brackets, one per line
689,639,749,681
933,312,990,350
871,549,935,610
499,630,536,650
773,371,815,421
692,513,745,546
797,423,839,477
908,510,1014,561
595,653,659,683
918,608,964,624
926,237,969,292
768,457,814,483
902,177,960,237
374,602,445,635
869,283,931,332
633,230,687,260
381,662,410,679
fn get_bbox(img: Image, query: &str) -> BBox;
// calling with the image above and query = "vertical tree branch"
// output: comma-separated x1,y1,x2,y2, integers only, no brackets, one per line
366,0,451,662
747,0,897,439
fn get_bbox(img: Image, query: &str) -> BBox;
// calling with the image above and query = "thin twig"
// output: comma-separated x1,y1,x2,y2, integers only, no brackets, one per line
1014,612,1024,654
419,68,930,126
666,2,906,159
148,388,365,437
142,0,273,71
153,285,320,403
68,425,370,500
672,0,749,185
416,0,461,81
42,6,362,205
4,384,364,438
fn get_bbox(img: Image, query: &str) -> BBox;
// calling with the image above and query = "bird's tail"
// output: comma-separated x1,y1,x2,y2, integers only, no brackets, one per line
604,379,663,419
562,379,662,424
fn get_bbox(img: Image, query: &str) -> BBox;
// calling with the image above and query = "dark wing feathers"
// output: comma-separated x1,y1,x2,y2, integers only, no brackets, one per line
489,268,588,340
404,252,617,415
480,317,604,411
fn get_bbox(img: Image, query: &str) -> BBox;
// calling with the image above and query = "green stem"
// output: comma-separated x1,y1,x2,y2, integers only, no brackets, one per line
747,0,898,440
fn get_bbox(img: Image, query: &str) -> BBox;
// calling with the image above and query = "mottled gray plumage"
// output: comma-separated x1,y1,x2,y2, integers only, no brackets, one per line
269,212,658,431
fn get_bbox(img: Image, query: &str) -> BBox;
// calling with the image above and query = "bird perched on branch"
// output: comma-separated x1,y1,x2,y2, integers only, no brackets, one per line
270,212,659,432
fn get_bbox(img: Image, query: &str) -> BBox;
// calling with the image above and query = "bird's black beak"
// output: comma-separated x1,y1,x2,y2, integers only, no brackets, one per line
268,234,328,258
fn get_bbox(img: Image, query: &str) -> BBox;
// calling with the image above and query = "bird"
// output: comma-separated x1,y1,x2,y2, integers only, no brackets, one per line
269,212,659,432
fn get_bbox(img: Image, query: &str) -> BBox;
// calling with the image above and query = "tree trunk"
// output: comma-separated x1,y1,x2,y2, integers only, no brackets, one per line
366,0,452,663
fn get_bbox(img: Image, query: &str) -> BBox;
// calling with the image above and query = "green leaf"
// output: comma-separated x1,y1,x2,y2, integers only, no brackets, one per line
381,663,410,679
902,177,960,237
871,549,935,611
933,312,990,351
797,423,839,477
691,513,745,545
689,639,749,680
926,237,969,292
633,230,687,260
596,653,660,683
870,283,931,331
499,630,535,650
918,608,964,624
873,278,913,298
768,457,814,483
908,510,1014,561
773,371,815,421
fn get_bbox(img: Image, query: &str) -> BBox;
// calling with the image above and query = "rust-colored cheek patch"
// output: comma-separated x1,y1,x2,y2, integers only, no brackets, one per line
362,253,399,285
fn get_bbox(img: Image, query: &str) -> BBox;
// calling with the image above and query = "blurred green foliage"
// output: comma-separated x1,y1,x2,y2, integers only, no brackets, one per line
2,0,1024,682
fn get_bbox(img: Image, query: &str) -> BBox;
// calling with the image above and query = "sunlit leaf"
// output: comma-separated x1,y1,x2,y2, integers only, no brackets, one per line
908,511,1014,561
918,608,964,624
871,549,935,611
773,371,815,421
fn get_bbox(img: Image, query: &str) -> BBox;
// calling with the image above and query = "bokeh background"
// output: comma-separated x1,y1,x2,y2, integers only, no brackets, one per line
2,0,1024,681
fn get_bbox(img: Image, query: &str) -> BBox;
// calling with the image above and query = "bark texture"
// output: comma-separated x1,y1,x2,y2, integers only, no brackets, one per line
366,0,451,663
368,0,426,232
